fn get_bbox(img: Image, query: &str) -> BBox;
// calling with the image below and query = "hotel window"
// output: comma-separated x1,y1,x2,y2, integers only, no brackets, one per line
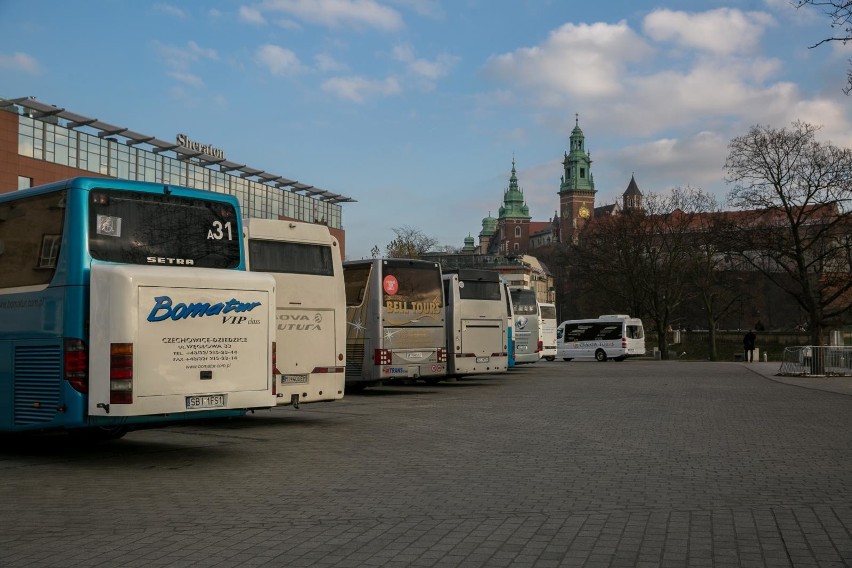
17,176,32,190
139,151,159,182
18,116,42,159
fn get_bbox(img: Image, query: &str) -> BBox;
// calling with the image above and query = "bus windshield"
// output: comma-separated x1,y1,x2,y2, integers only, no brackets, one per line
248,240,334,276
459,279,501,301
383,261,443,309
88,188,240,268
510,289,538,314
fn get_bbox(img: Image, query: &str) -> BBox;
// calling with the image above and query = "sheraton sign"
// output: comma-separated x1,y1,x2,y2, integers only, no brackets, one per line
176,133,225,160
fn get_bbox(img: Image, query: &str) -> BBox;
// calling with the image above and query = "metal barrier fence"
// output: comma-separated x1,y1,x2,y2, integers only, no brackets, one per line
779,346,852,377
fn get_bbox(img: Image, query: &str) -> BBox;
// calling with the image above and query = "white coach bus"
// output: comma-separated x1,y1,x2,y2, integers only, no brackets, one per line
556,315,646,362
509,287,541,364
538,302,558,361
443,269,508,377
244,219,346,407
343,258,447,388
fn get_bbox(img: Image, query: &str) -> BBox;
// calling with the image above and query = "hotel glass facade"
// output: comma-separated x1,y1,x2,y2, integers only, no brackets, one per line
8,101,348,231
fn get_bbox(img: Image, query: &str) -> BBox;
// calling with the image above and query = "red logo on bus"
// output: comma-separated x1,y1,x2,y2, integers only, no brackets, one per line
383,275,399,295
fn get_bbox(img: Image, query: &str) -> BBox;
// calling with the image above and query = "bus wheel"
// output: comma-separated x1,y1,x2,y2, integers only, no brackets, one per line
544,356,555,362
562,358,572,362
595,349,608,362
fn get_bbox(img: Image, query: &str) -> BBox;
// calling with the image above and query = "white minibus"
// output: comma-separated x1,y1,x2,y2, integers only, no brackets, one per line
556,315,646,362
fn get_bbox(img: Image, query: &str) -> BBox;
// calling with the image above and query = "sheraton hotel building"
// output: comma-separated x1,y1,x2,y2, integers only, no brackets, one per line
0,96,354,255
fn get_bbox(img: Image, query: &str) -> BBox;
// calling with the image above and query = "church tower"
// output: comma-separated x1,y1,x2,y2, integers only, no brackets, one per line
623,174,643,212
558,114,596,244
479,212,497,253
496,159,531,255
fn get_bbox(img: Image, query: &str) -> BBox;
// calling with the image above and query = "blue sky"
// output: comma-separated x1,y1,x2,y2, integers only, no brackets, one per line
1,0,850,260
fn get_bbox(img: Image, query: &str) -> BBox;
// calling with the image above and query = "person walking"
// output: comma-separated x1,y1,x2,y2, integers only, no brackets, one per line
743,329,757,362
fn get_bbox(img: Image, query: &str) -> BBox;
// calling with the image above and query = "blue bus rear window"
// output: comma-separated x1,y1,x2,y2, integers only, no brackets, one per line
88,189,240,268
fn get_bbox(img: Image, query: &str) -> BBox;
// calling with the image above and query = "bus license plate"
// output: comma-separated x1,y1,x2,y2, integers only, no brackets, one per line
282,375,308,384
186,394,226,409
476,356,490,363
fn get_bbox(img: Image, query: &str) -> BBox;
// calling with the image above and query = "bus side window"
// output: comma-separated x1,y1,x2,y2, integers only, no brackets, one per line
0,192,66,288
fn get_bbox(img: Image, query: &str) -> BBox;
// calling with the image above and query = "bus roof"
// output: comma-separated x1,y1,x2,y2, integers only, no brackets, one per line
243,218,335,245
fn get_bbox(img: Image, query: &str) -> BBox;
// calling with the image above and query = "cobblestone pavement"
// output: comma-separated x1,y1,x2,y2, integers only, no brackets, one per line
1,361,851,568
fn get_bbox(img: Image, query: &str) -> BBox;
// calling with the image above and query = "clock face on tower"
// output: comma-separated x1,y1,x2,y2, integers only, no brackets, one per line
578,205,590,219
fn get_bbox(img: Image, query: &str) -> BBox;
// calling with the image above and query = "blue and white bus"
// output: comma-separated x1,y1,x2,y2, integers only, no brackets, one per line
0,177,277,438
509,287,541,364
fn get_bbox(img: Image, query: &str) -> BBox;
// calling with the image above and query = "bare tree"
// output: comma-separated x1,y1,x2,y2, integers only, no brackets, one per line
725,121,852,347
385,225,438,259
796,0,852,93
679,194,744,360
573,188,711,359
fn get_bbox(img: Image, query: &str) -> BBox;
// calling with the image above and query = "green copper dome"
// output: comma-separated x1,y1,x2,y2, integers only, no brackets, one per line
480,212,497,236
498,159,531,220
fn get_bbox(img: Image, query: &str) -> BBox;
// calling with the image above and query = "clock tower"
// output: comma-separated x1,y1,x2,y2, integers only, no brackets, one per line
558,114,596,244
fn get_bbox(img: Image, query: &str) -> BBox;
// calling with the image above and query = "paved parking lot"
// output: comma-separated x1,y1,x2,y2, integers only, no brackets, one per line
1,360,850,568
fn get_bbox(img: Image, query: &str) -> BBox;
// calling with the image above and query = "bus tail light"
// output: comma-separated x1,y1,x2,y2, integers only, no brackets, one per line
536,340,543,353
437,348,447,363
374,349,391,365
64,338,89,393
109,343,133,404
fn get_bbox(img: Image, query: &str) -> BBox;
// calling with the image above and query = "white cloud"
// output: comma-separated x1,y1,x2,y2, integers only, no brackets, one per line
387,0,443,18
154,3,186,18
314,53,346,73
0,52,39,73
321,75,401,102
643,8,775,55
256,44,304,76
155,40,218,71
239,6,266,24
484,21,652,101
257,0,403,31
168,71,204,87
391,44,458,82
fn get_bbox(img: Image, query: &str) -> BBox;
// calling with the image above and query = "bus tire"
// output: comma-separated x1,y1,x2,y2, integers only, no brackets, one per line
595,349,608,362
544,356,555,361
562,358,572,362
